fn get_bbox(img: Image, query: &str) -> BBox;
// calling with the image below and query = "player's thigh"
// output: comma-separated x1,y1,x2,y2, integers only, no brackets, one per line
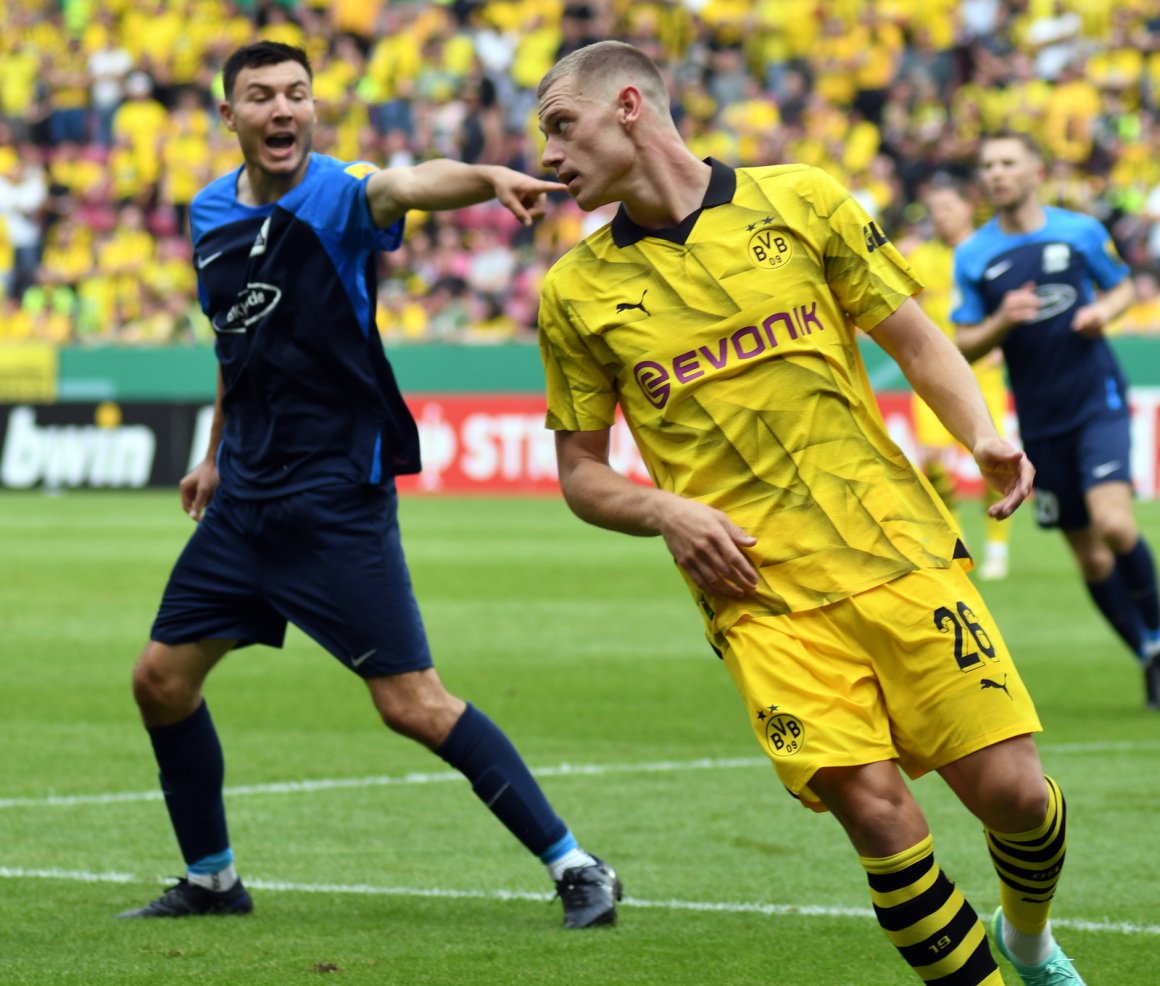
1076,412,1133,494
263,483,434,677
1022,431,1086,530
720,605,900,811
863,566,1042,779
151,492,286,649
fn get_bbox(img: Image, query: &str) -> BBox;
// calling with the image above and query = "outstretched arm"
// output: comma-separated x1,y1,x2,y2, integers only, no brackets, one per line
366,161,565,229
873,298,1034,519
556,429,759,598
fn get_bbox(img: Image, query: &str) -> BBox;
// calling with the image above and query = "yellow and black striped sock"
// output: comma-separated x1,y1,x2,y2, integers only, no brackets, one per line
986,775,1067,935
861,834,1002,984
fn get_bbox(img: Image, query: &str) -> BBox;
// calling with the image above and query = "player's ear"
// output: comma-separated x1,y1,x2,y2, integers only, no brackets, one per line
219,99,237,133
617,85,644,128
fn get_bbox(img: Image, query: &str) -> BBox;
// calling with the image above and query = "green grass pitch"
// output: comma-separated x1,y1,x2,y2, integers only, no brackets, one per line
1,490,1158,984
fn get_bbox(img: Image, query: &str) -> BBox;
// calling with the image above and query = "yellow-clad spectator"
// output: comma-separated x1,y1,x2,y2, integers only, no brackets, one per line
199,0,256,67
48,142,107,201
811,13,863,108
510,13,560,93
97,202,153,323
331,0,382,43
0,37,40,130
1086,8,1144,110
1042,60,1101,164
160,91,215,235
121,0,184,80
142,235,195,303
752,0,821,69
75,264,119,340
908,0,959,52
39,217,94,290
719,76,780,165
47,35,92,145
107,132,152,206
851,5,905,124
259,6,308,53
0,294,37,339
110,73,167,194
999,51,1053,136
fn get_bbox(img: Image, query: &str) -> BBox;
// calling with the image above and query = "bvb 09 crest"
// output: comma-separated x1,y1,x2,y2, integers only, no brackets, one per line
757,706,804,758
748,224,793,269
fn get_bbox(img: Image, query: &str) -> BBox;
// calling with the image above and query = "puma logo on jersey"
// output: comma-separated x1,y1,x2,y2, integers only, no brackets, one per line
617,290,650,316
980,675,1011,698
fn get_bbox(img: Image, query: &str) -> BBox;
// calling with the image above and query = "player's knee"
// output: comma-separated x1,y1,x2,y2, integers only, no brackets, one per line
130,652,197,719
978,777,1050,833
813,767,925,855
1096,514,1139,554
371,680,461,747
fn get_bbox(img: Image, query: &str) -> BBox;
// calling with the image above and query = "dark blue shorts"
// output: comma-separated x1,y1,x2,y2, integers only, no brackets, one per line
151,482,433,677
1023,412,1133,531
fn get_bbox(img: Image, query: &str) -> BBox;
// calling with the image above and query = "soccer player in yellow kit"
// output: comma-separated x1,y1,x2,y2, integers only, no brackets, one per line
908,177,1013,581
535,41,1086,986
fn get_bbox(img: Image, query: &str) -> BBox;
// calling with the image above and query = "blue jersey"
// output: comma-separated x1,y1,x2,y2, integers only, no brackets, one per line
951,206,1130,441
190,154,419,497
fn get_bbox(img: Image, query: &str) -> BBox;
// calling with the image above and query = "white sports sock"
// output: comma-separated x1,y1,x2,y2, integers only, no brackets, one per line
1003,914,1055,966
546,848,597,882
188,863,239,893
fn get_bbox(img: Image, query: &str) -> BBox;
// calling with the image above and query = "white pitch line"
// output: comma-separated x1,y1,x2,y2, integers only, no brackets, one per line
0,757,766,810
2,741,1158,811
1,867,1158,937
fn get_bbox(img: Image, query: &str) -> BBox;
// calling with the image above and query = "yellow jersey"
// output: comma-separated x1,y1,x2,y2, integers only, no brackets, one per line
540,160,964,630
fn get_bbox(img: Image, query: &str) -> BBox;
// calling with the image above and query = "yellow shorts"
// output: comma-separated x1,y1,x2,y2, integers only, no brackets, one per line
720,565,1041,811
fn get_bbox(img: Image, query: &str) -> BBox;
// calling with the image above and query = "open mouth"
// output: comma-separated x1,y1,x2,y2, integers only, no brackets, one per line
265,133,296,154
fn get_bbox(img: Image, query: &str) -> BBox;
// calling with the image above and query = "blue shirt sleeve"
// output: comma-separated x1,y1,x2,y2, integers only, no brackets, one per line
1074,214,1129,292
950,246,984,325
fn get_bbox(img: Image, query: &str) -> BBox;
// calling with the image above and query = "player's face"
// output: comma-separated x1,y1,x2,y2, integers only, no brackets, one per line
978,139,1041,211
925,187,973,244
538,75,632,212
222,60,315,182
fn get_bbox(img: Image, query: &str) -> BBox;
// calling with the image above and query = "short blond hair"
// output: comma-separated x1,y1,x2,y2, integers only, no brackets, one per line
537,40,669,114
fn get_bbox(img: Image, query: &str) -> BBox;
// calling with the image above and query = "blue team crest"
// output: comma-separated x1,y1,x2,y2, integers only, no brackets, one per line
1042,243,1070,273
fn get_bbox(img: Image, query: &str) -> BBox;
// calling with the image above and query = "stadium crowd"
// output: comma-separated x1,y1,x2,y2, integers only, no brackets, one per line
1,0,1159,345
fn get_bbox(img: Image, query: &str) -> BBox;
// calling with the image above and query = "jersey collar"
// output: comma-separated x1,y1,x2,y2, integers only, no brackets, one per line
611,158,735,248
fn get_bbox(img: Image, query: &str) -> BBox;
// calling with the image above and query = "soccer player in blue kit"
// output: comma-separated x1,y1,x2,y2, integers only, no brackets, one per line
117,41,621,928
953,131,1160,711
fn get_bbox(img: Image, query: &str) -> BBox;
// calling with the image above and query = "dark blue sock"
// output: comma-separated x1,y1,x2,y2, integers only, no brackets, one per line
1116,538,1160,631
1085,570,1145,657
436,704,568,857
147,701,231,867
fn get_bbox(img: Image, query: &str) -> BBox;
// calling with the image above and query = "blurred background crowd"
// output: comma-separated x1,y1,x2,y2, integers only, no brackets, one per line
1,0,1159,346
